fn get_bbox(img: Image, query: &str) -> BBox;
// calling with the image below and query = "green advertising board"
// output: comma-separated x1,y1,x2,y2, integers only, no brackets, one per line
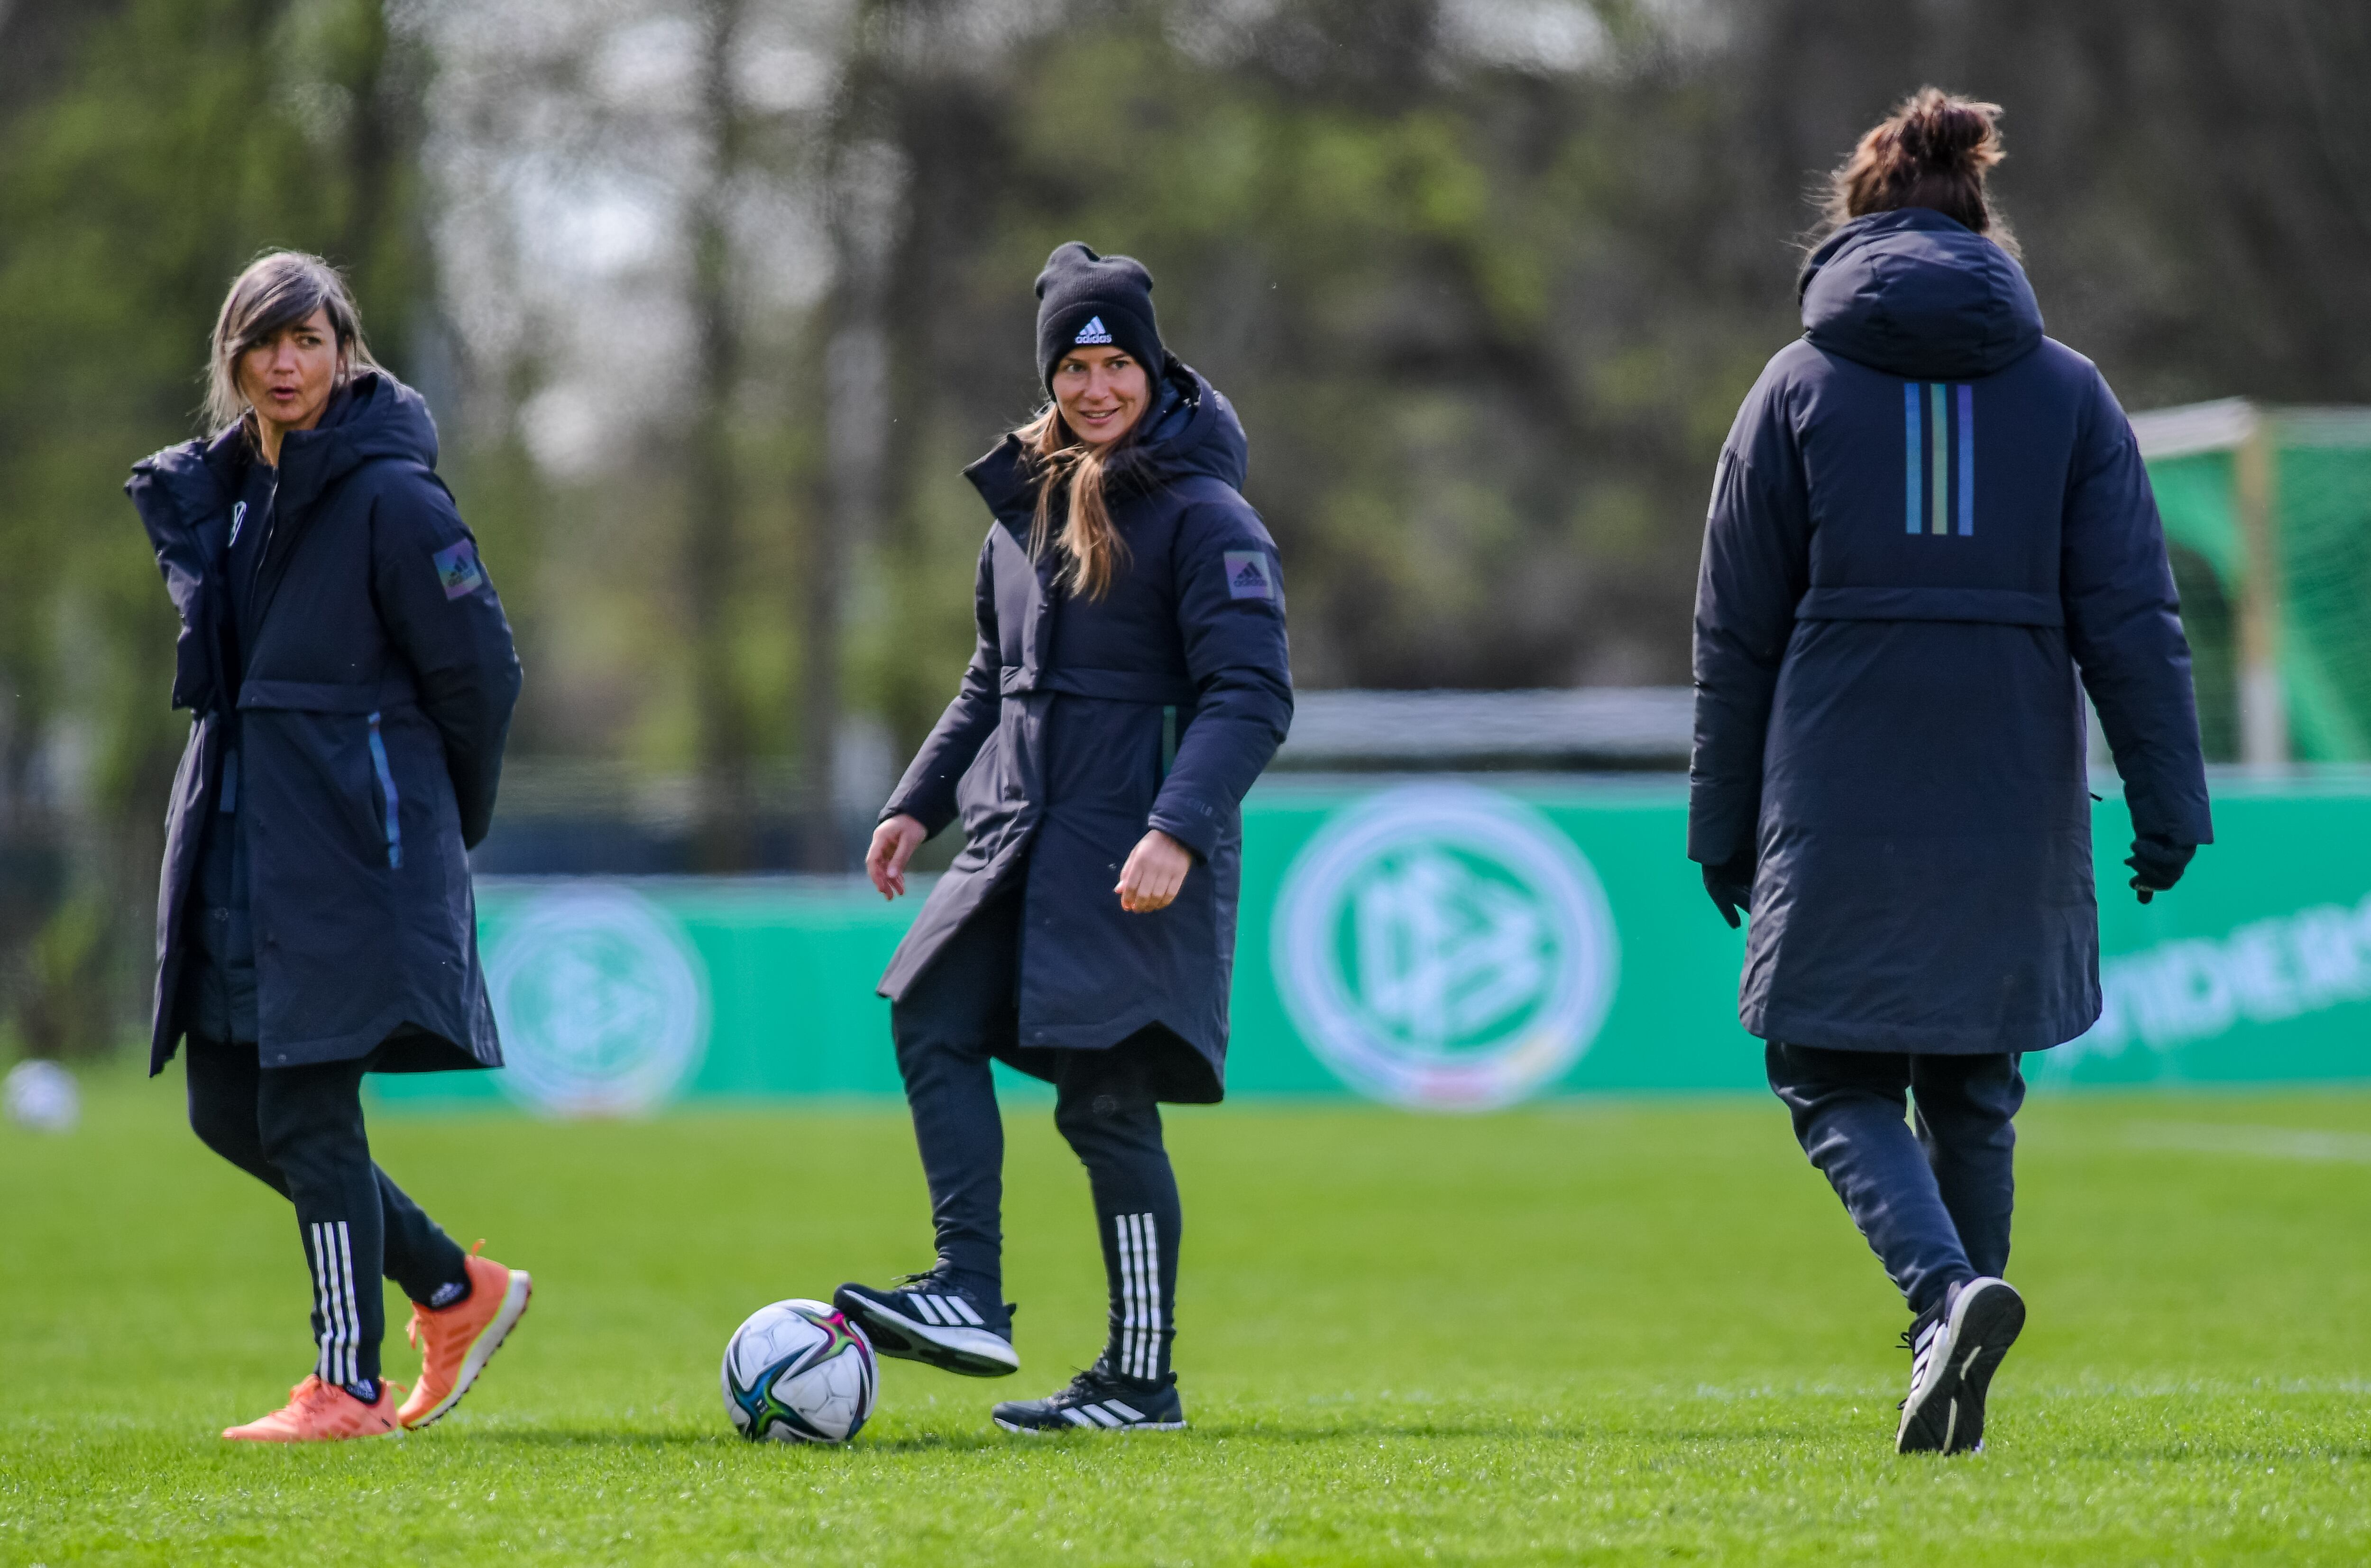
375,774,2371,1115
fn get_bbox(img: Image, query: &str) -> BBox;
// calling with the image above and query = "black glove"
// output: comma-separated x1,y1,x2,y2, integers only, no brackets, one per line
2126,835,2195,905
1702,857,1755,929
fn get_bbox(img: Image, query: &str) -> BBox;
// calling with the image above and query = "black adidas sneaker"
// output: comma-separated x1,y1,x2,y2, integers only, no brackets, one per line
833,1272,1019,1377
992,1360,1185,1433
1896,1275,2024,1455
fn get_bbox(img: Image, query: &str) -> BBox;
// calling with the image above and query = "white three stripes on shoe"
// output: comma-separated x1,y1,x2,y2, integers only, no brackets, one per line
905,1293,984,1329
1057,1400,1150,1429
308,1220,361,1388
1115,1213,1162,1382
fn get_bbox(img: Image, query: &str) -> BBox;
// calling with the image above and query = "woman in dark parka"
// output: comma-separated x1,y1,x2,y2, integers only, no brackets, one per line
128,253,532,1441
1688,94,2210,1455
834,243,1292,1433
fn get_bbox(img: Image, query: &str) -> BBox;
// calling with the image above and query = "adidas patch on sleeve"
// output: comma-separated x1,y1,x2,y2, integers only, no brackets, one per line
432,538,486,600
1222,550,1276,602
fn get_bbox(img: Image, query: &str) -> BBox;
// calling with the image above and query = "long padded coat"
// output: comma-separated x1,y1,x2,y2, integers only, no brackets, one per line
1689,208,2212,1055
128,371,522,1075
877,360,1294,1102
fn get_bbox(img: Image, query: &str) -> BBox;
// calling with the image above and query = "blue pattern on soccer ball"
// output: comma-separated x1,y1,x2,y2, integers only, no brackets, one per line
721,1300,877,1444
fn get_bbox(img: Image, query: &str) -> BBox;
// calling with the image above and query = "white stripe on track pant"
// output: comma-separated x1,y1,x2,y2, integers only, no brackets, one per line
308,1220,363,1388
1114,1212,1164,1381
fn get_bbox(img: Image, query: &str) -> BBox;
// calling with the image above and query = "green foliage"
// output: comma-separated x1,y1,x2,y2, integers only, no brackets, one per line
6,1083,2371,1561
894,9,1775,693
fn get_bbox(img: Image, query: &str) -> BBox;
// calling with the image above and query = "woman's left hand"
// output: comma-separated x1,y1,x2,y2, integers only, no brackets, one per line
1116,829,1194,912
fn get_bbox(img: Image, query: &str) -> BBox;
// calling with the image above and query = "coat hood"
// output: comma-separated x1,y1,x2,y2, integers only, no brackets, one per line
273,369,441,513
128,369,440,526
966,358,1248,521
1797,208,2043,380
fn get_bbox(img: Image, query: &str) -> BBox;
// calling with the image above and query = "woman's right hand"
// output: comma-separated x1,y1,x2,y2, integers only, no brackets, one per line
867,814,928,900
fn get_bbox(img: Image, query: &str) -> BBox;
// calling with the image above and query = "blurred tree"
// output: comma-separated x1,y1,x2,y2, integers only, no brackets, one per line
0,0,432,1055
685,0,760,871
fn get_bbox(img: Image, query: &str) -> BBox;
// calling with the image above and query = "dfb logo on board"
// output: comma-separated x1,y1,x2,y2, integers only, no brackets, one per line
486,885,710,1117
1272,784,1620,1110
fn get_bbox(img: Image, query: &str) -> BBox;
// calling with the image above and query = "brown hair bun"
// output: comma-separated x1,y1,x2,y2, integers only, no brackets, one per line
1823,87,2017,256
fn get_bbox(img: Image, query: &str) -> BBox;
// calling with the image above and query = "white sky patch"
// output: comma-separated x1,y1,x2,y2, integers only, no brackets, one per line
736,43,834,114
1442,0,1612,75
518,385,612,478
525,177,675,278
593,15,704,106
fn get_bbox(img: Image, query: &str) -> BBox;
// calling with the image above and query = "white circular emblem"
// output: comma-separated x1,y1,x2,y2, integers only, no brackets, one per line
486,885,709,1117
1272,784,1619,1110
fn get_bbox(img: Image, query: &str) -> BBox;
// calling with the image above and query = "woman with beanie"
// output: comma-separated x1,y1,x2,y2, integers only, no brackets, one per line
128,252,531,1441
836,242,1293,1433
1689,92,2209,1454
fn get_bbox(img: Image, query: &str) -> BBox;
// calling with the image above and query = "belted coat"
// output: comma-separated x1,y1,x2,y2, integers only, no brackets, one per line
128,371,521,1074
877,361,1294,1102
1689,208,2212,1055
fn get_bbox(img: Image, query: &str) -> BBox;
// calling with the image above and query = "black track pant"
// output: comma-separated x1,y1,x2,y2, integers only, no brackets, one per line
185,1033,470,1387
891,889,1183,1384
1766,1043,2025,1317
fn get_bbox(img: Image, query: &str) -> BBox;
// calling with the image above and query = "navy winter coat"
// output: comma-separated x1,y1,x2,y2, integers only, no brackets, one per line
1689,209,2212,1055
128,371,522,1074
878,360,1294,1102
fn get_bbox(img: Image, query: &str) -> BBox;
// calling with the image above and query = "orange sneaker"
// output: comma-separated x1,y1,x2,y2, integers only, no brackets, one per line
222,1375,404,1442
397,1242,532,1430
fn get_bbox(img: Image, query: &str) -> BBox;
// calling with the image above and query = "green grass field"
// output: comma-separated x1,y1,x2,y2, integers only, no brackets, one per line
6,1073,2371,1565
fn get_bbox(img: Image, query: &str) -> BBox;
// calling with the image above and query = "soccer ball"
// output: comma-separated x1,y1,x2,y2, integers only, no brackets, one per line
721,1299,877,1443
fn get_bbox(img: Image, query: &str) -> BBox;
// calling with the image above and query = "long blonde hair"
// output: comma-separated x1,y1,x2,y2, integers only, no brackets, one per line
1019,403,1133,599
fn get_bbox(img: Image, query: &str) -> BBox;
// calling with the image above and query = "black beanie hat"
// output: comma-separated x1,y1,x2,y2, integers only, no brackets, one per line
1034,242,1164,393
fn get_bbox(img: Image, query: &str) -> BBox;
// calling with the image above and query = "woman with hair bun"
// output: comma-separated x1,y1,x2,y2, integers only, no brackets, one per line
128,251,531,1441
1689,91,2210,1453
835,242,1292,1434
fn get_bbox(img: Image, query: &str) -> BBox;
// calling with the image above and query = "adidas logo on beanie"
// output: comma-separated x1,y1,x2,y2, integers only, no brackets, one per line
1035,243,1164,389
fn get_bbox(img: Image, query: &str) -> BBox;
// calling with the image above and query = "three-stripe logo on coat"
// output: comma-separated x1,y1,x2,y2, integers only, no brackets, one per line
308,1220,363,1388
1115,1212,1163,1381
1904,381,1976,536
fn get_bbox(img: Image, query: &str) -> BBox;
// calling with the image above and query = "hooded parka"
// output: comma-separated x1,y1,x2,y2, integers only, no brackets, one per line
128,370,521,1076
1690,208,2212,1055
877,360,1293,1102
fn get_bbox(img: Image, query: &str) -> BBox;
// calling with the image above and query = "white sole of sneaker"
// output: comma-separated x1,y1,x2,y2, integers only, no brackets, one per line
993,1417,1187,1434
1896,1277,2023,1456
840,1296,1018,1377
406,1269,533,1430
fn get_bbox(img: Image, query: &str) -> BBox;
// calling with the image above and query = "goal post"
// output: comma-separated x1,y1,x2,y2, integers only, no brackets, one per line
2132,400,2371,770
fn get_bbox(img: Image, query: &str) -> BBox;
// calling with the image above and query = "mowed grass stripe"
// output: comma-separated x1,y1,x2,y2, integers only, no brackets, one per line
4,1075,2369,1563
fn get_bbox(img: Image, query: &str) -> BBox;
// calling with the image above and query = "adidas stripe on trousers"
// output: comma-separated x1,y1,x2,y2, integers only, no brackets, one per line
891,886,1183,1383
185,1033,470,1386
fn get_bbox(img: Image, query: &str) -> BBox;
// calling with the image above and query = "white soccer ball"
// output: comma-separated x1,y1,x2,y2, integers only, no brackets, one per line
721,1299,877,1443
4,1060,78,1134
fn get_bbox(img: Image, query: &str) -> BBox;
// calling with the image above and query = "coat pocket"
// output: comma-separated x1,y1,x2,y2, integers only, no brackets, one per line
365,710,403,870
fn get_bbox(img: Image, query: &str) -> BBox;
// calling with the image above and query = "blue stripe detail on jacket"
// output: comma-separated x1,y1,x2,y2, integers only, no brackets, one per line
1957,384,1975,535
1903,383,1922,533
366,710,403,869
